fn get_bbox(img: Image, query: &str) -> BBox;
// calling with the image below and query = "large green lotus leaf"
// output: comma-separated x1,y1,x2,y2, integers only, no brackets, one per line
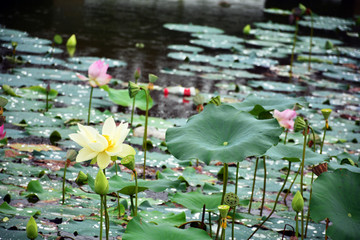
299,15,354,31
0,202,40,216
19,55,66,66
0,73,43,87
246,39,284,48
1,42,62,54
0,35,51,45
167,44,204,53
229,94,307,115
139,211,186,226
209,60,253,69
163,23,223,34
5,97,47,111
215,54,278,68
166,104,282,164
101,85,153,111
192,33,244,43
64,56,127,71
0,27,28,37
328,162,360,173
180,167,216,187
167,52,217,63
18,86,58,100
14,67,77,81
132,115,174,129
170,190,221,213
123,216,211,240
221,69,263,79
3,111,63,126
298,54,357,65
338,47,360,60
248,80,306,92
310,169,360,240
200,73,235,81
265,144,328,165
253,21,295,32
190,39,243,50
323,71,360,83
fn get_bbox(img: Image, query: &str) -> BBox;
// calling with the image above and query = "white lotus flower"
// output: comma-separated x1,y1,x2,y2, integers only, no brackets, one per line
69,117,135,169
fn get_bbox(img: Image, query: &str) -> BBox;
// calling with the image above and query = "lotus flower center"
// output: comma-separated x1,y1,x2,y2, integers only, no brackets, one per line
223,142,228,146
103,135,115,150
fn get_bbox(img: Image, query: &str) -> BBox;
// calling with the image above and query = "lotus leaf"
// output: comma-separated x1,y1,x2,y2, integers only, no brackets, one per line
170,190,221,213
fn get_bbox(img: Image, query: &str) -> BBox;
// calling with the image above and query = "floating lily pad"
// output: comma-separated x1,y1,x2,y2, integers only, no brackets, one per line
222,69,263,79
19,55,65,66
200,73,235,81
15,67,77,81
253,21,295,32
246,39,284,48
164,23,224,34
209,60,253,69
323,71,360,82
64,56,127,71
167,52,216,63
166,104,282,164
248,81,306,92
1,42,62,54
0,28,28,37
160,68,195,76
263,8,292,15
215,54,278,68
178,64,218,73
190,39,243,50
167,45,203,53
0,73,42,87
299,15,354,31
0,36,51,45
171,190,221,213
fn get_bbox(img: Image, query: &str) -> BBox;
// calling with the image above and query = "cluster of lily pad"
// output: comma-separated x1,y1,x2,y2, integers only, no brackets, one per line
0,4,359,240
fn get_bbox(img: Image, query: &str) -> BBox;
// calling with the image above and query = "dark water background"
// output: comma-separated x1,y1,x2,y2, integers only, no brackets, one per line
0,0,357,118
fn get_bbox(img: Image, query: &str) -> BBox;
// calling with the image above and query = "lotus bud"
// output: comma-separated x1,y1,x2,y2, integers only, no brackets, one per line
46,83,51,93
243,24,251,35
65,149,77,162
298,3,306,14
67,46,76,57
321,108,332,121
26,216,38,240
218,205,230,219
292,191,304,213
294,116,306,132
75,171,88,186
148,74,158,83
66,34,77,47
325,40,334,50
94,169,109,195
134,68,141,81
121,155,135,171
11,41,18,48
128,81,141,98
53,34,63,45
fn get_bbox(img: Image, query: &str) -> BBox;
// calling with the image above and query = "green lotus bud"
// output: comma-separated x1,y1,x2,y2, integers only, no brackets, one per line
134,68,141,81
128,81,141,98
294,116,307,132
94,169,109,195
67,46,76,57
292,191,304,213
148,74,158,83
26,216,38,240
66,34,77,47
121,155,135,171
11,41,18,48
75,171,88,186
325,40,334,50
224,192,239,208
298,3,306,14
66,149,77,161
218,205,230,218
321,108,332,120
243,24,251,35
53,34,63,45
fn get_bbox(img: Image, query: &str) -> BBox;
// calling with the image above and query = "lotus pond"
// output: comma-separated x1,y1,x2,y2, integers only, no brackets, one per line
0,1,359,240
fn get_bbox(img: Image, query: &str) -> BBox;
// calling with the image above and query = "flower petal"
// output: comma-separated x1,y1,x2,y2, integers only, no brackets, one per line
69,133,88,148
76,73,89,81
118,144,136,158
115,122,130,143
97,152,111,169
76,148,98,162
88,134,108,152
102,117,116,137
88,60,103,79
78,123,98,141
105,143,122,156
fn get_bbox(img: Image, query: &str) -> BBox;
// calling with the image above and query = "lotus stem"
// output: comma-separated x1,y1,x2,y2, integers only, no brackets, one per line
130,98,136,128
305,168,314,237
320,121,328,154
46,91,49,112
284,129,289,145
300,126,308,240
209,212,213,238
325,218,329,240
295,212,299,237
87,86,94,125
310,127,316,152
232,162,239,240
62,159,69,205
248,161,291,240
308,12,314,71
130,195,135,216
260,156,267,217
284,164,301,205
215,163,228,240
142,89,150,179
115,163,121,218
104,195,109,240
100,195,104,240
289,20,299,78
249,157,259,213
134,170,138,216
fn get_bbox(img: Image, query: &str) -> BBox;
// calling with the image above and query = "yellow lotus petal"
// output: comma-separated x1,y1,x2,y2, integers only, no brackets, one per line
102,117,116,138
76,148,98,162
115,122,130,143
118,144,136,158
69,133,88,148
97,151,111,169
105,143,122,156
78,123,98,141
88,134,108,152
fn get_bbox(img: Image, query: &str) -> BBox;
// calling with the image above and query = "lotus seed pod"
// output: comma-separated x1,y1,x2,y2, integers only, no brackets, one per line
148,74,158,83
243,24,251,35
294,116,306,132
94,169,109,195
218,205,230,218
66,34,77,47
128,81,141,98
75,171,88,186
66,149,77,162
321,108,332,121
26,216,38,240
224,192,239,208
121,155,135,171
292,191,304,213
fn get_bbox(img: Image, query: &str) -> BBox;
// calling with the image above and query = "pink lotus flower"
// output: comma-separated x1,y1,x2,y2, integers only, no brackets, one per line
0,125,6,139
76,60,112,87
273,109,297,130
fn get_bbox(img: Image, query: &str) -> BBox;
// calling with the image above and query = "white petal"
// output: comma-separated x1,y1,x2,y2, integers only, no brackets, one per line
97,152,111,169
102,117,116,137
78,123,98,141
69,133,88,148
105,144,122,156
88,135,108,152
118,144,136,158
115,122,130,143
76,148,98,162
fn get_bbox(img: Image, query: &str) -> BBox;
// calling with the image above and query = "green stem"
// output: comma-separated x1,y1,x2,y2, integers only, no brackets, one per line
289,20,299,78
320,121,327,154
295,212,299,237
284,129,289,145
130,98,136,128
247,161,292,240
134,170,138,216
100,195,104,240
308,12,314,71
260,156,267,217
310,127,316,152
283,164,301,205
142,89,150,179
300,127,308,240
46,91,49,112
305,168,314,238
215,163,228,240
87,86,94,125
248,157,259,213
115,163,121,218
130,195,135,216
103,194,109,240
209,212,212,238
62,161,68,205
232,162,239,240
221,227,225,240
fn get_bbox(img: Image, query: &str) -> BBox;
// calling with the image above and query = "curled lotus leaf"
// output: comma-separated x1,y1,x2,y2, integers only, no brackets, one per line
166,104,283,164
